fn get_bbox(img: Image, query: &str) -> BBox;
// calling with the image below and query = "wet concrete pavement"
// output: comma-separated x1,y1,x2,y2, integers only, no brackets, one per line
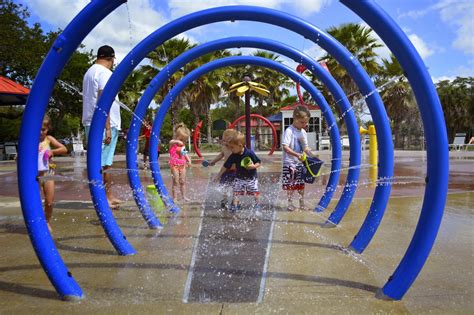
0,150,473,313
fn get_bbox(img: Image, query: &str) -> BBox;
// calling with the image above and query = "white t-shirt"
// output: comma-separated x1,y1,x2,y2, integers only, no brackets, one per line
282,125,309,166
82,63,121,130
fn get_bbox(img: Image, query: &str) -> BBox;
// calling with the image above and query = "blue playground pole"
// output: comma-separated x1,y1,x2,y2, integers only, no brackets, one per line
125,103,163,227
128,36,360,218
148,57,340,209
99,6,391,252
148,56,340,196
17,0,126,300
17,1,446,301
342,0,449,300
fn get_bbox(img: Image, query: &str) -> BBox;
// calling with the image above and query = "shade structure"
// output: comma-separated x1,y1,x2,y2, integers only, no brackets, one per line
0,76,30,106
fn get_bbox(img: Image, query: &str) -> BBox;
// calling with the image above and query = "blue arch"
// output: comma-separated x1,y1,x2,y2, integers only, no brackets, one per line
127,36,360,224
343,0,449,299
16,0,126,300
92,5,393,259
17,0,447,301
147,57,341,215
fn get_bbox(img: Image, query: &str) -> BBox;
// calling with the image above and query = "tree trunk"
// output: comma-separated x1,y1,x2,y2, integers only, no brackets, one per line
170,104,177,129
206,108,212,144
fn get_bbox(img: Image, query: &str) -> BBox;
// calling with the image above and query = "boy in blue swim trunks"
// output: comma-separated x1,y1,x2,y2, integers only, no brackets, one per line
214,132,261,213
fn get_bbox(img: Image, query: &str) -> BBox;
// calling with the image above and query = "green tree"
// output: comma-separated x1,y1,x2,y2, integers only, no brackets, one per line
378,54,420,149
0,0,49,85
315,23,382,122
146,38,197,129
119,67,156,107
184,50,231,142
0,1,92,141
250,51,293,116
437,77,474,142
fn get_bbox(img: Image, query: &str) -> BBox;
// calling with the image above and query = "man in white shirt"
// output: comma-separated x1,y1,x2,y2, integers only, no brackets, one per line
82,45,123,209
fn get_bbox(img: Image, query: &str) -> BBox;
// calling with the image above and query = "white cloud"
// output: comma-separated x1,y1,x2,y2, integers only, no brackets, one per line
303,44,326,60
399,0,474,56
431,75,456,83
167,0,331,19
451,62,474,77
408,34,434,59
398,6,432,19
26,0,169,62
437,0,474,55
292,0,332,17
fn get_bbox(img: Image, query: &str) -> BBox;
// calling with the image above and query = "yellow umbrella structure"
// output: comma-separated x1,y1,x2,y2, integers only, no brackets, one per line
227,81,270,97
226,77,270,148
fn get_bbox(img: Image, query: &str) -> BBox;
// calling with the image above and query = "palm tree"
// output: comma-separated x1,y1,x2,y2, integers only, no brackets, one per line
185,50,231,142
250,51,293,115
317,23,382,119
146,38,197,128
119,67,156,106
379,54,419,148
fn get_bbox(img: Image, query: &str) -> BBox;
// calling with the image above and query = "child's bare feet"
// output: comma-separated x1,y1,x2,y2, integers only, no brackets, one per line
108,200,119,210
111,198,124,204
299,202,310,211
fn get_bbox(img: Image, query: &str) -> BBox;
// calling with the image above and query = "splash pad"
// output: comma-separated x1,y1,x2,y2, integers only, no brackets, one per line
17,0,448,302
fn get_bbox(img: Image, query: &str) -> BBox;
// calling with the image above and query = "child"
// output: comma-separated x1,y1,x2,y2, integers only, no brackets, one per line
208,129,237,208
169,123,192,201
215,132,261,213
38,115,68,232
281,105,315,211
139,118,154,168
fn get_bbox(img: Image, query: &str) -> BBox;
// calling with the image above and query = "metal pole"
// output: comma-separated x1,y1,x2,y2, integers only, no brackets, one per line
245,90,251,148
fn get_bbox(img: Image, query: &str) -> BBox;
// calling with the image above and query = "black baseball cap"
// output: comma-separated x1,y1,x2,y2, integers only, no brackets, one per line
97,45,115,58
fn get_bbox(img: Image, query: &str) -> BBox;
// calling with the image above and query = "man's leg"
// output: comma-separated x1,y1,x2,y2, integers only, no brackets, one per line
102,165,117,209
102,127,122,205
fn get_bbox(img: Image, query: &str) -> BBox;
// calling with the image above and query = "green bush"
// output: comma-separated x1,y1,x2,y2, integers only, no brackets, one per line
199,143,221,152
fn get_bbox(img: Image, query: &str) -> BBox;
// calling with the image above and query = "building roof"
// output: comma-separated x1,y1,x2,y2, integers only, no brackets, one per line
267,112,282,123
280,102,320,111
0,76,30,106
237,120,269,128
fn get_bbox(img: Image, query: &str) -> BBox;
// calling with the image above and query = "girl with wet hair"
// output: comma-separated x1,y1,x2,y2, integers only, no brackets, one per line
38,115,68,232
168,123,192,201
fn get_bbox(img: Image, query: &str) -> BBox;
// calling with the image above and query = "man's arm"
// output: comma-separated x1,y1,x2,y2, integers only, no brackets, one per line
98,89,112,145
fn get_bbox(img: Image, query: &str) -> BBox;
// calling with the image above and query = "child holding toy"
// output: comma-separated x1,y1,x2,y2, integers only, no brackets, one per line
281,105,316,211
215,132,261,213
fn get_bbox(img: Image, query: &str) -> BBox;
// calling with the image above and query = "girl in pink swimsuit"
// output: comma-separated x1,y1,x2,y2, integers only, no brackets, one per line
38,115,68,232
169,123,192,201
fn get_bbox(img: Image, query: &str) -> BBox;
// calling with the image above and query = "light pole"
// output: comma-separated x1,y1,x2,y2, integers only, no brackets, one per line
227,76,269,148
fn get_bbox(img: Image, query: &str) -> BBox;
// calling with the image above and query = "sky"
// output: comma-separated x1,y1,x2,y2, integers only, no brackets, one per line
17,0,474,83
